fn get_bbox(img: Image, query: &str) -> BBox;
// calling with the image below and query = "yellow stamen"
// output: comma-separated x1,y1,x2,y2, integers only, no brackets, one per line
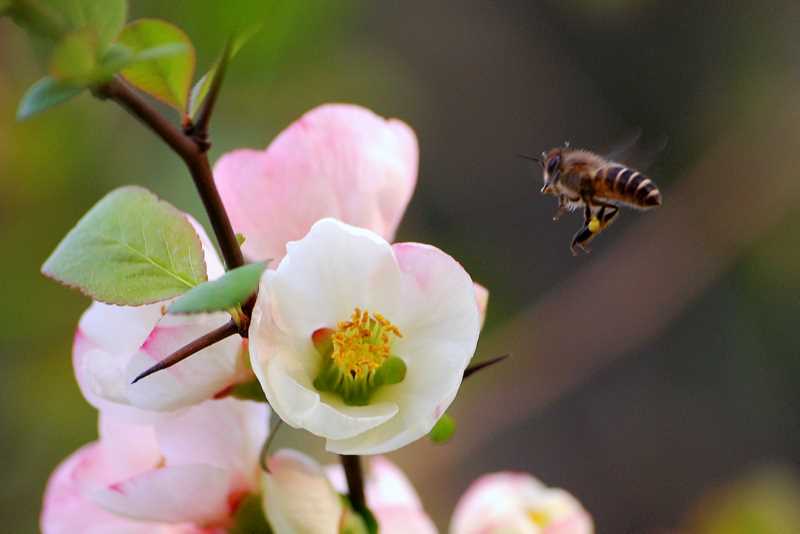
330,308,402,380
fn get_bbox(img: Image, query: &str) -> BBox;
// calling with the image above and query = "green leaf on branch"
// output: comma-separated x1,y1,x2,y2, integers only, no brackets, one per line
169,261,267,315
17,76,83,120
117,18,195,111
429,413,456,444
49,29,97,83
42,186,208,305
69,0,127,51
188,24,260,117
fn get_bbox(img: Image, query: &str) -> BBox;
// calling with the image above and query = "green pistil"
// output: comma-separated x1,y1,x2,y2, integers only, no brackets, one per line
311,310,407,406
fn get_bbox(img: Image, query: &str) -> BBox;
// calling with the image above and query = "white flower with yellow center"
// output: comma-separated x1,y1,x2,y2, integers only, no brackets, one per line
249,218,480,454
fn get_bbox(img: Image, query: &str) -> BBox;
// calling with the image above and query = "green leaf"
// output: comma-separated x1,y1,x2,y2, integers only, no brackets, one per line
188,24,260,117
95,42,188,83
429,413,456,444
49,29,97,83
73,0,127,51
17,76,83,120
42,186,208,305
169,261,267,315
117,18,195,111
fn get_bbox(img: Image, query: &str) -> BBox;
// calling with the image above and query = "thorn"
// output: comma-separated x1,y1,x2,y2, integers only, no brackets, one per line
131,321,239,384
463,354,510,379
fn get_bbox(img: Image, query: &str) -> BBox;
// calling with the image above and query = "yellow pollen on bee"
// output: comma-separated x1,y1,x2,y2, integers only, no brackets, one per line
588,217,600,233
330,308,402,379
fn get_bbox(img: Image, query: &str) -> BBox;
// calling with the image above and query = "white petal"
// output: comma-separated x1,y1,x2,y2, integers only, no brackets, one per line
267,218,402,335
263,449,343,534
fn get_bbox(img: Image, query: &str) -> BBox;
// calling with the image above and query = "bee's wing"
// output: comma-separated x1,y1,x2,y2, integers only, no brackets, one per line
602,129,668,172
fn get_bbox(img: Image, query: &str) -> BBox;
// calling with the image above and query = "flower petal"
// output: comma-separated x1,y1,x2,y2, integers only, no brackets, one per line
154,398,267,491
41,443,203,534
263,450,343,534
90,464,232,525
214,104,418,261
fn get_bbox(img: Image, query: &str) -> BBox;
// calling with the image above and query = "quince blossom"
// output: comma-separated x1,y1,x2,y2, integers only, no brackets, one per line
449,472,593,534
41,398,266,533
73,221,252,415
249,218,481,454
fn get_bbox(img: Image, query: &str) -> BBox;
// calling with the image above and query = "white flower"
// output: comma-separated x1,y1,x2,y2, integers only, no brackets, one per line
450,472,593,534
249,218,480,454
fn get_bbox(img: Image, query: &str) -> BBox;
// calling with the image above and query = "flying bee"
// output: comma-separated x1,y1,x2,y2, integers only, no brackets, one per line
522,145,663,255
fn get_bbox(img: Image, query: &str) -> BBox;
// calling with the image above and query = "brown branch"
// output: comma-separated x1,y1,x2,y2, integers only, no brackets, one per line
131,320,239,384
341,455,367,513
95,77,245,270
463,354,510,379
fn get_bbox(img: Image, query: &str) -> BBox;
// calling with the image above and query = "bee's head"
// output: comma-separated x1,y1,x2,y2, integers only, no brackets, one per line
541,148,563,195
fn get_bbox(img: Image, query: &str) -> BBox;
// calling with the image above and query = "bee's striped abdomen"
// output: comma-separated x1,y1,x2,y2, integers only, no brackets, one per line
598,165,662,209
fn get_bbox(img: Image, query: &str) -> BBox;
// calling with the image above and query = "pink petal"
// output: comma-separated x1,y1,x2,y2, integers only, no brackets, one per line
474,282,489,329
41,444,210,534
153,398,267,493
214,103,418,261
90,465,232,525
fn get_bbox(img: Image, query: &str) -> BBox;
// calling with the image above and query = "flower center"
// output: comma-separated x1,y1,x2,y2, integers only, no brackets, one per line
312,308,406,406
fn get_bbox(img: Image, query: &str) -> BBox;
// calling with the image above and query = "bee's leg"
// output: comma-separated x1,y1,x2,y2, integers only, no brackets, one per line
570,204,619,255
570,226,594,255
552,196,568,221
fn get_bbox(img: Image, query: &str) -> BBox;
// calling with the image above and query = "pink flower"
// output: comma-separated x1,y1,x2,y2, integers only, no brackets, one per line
41,398,267,533
328,456,438,534
72,220,253,416
214,103,418,263
450,472,593,534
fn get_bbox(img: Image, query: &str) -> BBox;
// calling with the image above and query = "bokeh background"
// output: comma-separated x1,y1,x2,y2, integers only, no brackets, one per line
2,1,800,532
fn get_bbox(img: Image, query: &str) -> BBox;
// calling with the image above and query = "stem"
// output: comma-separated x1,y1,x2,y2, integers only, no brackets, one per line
95,77,245,270
341,455,367,512
131,320,239,384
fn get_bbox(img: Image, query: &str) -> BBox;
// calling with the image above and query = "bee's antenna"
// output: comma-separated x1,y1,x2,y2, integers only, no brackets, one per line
516,153,543,167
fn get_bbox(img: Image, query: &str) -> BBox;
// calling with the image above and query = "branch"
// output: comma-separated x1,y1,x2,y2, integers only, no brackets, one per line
95,77,245,270
463,354,510,379
131,320,239,384
340,455,367,513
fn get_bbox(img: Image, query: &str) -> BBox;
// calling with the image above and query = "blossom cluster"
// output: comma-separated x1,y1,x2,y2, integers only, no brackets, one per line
43,104,592,533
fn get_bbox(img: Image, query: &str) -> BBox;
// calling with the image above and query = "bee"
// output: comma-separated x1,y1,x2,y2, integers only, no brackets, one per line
522,144,662,255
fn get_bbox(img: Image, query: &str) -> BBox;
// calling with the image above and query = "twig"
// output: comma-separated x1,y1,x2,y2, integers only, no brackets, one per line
463,354,510,379
341,455,367,513
95,77,245,270
131,320,239,384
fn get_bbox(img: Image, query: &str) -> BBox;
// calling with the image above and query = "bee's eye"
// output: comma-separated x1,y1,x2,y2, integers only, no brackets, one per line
547,156,560,175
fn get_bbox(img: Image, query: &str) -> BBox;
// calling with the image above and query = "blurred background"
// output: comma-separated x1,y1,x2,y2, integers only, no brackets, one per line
2,1,800,532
